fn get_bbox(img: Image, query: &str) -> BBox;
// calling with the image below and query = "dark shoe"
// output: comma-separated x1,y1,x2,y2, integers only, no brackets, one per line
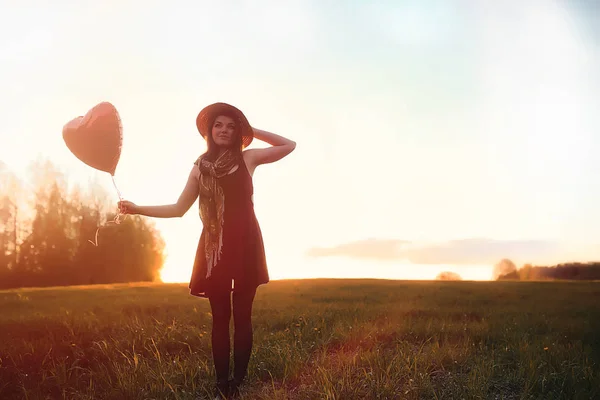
228,378,244,398
213,379,230,399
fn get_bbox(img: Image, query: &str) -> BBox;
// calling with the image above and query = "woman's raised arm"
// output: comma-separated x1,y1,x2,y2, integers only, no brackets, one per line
243,128,296,174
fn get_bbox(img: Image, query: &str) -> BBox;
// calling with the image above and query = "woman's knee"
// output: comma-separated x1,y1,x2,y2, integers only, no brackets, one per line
232,292,256,330
209,294,232,325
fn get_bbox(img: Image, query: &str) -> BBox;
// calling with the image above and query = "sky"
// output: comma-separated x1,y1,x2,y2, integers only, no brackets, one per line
1,0,599,282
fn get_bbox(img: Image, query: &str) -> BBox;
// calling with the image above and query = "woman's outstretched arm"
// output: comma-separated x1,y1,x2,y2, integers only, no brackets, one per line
244,128,296,173
119,166,199,218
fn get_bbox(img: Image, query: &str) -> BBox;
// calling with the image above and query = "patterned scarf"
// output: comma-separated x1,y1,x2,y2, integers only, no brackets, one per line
197,149,240,277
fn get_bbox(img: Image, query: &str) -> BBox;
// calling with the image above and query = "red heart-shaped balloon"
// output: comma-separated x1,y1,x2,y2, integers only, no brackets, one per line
63,102,123,176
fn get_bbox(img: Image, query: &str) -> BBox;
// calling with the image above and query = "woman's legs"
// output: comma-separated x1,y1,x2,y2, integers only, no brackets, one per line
232,286,257,383
208,291,232,385
208,285,257,398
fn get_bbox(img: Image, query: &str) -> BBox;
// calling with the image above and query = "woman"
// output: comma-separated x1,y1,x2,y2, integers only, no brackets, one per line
118,102,296,399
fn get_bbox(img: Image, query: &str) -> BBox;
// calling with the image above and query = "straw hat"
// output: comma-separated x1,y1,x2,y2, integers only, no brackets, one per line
196,102,254,148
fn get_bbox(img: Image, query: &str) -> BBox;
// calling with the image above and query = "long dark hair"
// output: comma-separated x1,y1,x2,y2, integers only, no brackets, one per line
202,113,244,162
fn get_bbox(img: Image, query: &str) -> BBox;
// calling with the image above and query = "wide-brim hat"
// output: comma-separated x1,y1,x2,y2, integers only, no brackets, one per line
196,102,253,148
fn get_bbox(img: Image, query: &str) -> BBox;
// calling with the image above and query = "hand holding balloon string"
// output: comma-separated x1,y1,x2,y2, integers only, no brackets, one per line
111,174,126,222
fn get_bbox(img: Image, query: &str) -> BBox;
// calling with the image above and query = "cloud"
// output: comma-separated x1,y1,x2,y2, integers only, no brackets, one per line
307,237,559,265
306,238,411,261
402,238,557,265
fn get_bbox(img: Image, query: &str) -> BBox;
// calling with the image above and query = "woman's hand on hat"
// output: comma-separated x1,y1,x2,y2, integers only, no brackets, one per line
118,200,139,215
245,127,297,167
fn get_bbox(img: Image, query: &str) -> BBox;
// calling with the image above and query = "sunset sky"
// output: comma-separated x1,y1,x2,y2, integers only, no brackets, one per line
1,0,599,282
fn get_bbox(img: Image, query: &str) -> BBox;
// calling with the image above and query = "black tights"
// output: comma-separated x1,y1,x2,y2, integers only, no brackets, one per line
208,287,257,384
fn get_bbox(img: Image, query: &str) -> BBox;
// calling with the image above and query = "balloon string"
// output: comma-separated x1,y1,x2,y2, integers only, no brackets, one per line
111,175,126,225
112,175,123,201
87,175,127,247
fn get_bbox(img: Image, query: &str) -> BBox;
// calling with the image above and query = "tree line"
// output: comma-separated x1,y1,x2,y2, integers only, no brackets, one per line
435,257,600,282
497,262,600,281
0,159,165,290
494,258,600,281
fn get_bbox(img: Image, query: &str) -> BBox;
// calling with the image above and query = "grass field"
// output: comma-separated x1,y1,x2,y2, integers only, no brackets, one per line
0,279,599,399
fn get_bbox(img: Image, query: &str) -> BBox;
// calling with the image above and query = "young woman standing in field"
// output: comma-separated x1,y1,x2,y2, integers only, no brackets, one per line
118,102,296,399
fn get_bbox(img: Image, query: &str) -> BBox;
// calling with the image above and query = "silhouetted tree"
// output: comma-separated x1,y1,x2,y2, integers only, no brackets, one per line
492,258,517,280
0,163,25,286
436,271,462,281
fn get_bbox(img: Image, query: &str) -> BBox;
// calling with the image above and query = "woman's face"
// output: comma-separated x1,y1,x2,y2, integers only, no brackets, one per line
211,115,236,148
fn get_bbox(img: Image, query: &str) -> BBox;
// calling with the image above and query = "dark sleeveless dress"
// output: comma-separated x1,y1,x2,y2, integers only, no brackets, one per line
188,159,269,298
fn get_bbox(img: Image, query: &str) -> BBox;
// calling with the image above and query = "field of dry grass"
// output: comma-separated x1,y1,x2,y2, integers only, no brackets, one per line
1,279,599,399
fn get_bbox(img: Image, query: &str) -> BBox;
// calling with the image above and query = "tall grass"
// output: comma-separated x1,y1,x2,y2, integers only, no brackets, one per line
1,279,599,399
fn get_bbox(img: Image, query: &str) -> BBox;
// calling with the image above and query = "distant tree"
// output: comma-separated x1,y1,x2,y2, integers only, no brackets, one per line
493,258,517,280
515,263,545,280
68,181,108,285
0,163,26,286
436,271,462,281
15,160,74,287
